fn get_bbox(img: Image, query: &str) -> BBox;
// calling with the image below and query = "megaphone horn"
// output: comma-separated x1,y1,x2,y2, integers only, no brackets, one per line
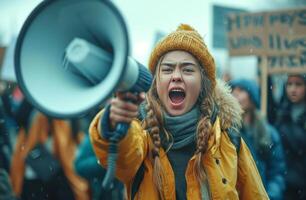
15,0,153,190
15,0,152,118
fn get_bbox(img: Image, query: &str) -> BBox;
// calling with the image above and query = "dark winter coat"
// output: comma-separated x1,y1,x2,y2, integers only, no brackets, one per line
275,102,306,190
241,111,286,200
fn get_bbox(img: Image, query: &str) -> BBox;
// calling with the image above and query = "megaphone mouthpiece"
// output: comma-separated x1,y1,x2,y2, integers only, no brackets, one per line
64,38,112,85
63,37,150,92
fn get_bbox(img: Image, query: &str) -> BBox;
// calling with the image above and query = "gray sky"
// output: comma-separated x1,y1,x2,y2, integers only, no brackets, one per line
0,0,304,81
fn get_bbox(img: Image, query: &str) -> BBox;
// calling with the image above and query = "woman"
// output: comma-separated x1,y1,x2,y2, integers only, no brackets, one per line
90,24,268,199
275,74,306,200
231,78,286,200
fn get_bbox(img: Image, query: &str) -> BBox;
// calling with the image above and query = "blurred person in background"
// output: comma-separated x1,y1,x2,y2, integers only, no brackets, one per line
221,70,232,83
0,82,12,173
0,85,34,173
74,132,125,200
275,74,306,200
9,110,90,200
231,78,286,200
0,106,11,172
0,168,19,200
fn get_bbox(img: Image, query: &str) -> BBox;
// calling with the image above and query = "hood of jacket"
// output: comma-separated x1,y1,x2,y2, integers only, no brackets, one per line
212,79,243,131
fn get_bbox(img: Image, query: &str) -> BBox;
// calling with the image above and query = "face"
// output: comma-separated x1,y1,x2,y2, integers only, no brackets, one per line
156,51,202,116
232,87,254,111
286,76,306,104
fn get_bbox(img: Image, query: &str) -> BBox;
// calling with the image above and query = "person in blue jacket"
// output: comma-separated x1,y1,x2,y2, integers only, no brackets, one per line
230,78,286,200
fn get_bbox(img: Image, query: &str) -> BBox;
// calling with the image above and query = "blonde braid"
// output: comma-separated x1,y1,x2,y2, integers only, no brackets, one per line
142,77,165,198
194,72,215,183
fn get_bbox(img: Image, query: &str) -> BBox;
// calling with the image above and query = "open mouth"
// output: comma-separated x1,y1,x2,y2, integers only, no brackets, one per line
169,88,186,104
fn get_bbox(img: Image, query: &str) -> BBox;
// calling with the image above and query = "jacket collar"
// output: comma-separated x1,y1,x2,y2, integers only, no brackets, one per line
212,79,243,131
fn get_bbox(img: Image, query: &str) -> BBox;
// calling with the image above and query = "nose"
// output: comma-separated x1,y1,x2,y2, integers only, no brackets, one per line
287,84,296,92
172,67,182,82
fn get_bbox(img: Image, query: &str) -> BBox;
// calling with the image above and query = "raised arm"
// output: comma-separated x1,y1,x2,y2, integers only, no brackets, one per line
89,92,149,184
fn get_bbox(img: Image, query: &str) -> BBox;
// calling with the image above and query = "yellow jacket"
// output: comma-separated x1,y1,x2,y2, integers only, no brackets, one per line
90,80,269,200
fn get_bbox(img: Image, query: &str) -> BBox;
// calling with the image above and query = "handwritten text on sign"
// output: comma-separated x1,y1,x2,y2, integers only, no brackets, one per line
227,8,306,72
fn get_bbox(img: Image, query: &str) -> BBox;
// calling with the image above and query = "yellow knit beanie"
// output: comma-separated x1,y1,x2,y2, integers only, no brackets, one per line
148,24,216,88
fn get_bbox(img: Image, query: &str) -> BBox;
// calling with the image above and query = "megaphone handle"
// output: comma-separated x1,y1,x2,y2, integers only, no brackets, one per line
102,122,130,190
114,123,130,139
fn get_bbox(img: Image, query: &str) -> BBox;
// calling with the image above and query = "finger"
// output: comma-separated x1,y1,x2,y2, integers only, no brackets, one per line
110,113,134,124
111,99,138,112
137,92,146,104
125,92,139,101
116,92,125,99
139,92,145,100
111,106,138,118
116,92,138,102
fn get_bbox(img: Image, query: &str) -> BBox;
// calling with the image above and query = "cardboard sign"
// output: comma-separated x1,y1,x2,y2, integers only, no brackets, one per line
227,8,306,55
227,12,266,56
227,7,306,73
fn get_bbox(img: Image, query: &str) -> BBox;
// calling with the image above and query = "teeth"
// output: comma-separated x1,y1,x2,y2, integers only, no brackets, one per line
171,89,184,92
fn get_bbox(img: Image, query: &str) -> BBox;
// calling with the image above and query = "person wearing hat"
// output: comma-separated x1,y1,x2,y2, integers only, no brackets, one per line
89,24,268,199
275,74,306,200
230,78,286,200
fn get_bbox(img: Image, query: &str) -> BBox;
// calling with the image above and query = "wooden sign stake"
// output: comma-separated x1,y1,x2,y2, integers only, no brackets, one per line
260,56,268,117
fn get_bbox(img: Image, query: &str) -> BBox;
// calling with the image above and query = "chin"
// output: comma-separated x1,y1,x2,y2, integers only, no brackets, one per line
291,99,302,104
166,109,183,116
166,102,198,116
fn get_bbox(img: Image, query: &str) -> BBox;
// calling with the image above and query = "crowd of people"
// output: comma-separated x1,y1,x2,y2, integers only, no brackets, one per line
0,86,125,200
0,24,305,200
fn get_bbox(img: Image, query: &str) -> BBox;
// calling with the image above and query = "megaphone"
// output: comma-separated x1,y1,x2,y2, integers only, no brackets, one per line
15,0,152,118
15,0,153,189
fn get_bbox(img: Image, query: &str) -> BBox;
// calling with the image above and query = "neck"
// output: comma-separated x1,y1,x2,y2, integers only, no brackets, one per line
163,106,200,149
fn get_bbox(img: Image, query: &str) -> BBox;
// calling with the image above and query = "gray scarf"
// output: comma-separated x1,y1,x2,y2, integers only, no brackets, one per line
163,107,200,149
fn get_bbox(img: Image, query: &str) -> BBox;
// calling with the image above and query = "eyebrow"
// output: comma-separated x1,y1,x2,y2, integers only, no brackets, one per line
160,61,197,67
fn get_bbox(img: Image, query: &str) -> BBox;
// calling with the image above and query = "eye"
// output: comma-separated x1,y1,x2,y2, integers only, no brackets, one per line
161,66,173,73
182,67,195,73
286,82,292,86
296,82,303,87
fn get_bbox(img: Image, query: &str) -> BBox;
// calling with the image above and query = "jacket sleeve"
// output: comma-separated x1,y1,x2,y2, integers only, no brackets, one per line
236,138,270,200
265,125,286,200
89,108,149,184
74,134,107,180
